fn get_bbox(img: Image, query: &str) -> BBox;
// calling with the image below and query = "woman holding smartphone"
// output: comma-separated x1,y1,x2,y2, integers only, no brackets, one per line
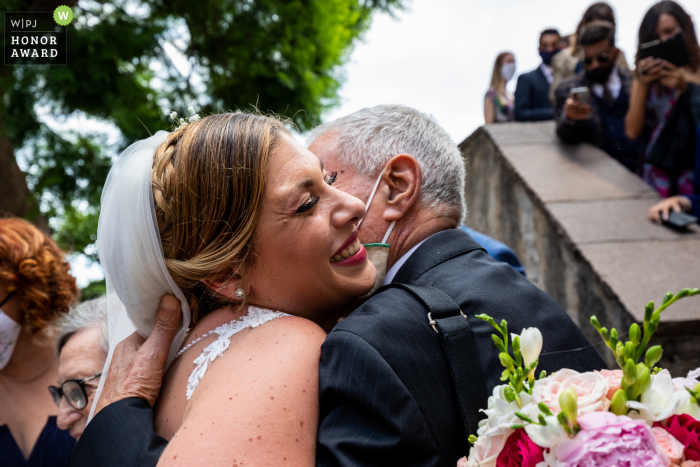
624,0,700,223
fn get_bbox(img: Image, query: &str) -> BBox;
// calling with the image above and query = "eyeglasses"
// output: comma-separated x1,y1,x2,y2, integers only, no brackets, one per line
48,373,102,410
583,52,611,66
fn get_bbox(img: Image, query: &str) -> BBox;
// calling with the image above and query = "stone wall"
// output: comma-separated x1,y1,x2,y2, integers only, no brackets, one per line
459,122,700,375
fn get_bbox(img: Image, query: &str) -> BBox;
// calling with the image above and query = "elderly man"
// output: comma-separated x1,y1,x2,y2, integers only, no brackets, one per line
73,105,605,467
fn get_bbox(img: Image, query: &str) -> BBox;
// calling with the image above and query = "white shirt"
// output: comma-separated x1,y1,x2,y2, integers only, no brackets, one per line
539,63,553,85
383,232,441,285
591,65,621,101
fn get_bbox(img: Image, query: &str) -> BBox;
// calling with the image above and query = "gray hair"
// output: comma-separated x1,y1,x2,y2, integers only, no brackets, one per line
306,105,467,222
55,296,109,356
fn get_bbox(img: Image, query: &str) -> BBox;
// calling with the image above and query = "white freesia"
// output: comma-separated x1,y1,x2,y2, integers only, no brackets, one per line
626,372,691,423
478,385,534,436
523,413,569,448
518,327,543,369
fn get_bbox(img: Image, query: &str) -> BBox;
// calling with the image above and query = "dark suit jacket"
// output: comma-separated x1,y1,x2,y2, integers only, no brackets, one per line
514,66,554,122
316,229,606,467
72,230,606,467
554,67,639,172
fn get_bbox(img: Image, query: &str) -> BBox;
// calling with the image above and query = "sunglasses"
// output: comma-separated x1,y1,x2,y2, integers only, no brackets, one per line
583,52,611,66
48,373,102,410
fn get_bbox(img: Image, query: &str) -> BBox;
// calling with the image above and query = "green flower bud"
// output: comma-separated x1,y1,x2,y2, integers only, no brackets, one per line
512,335,521,354
538,402,553,416
629,324,641,345
610,328,618,347
624,341,636,360
492,334,505,351
633,365,651,399
623,358,637,386
468,435,478,445
615,341,625,360
663,292,674,304
645,346,663,369
499,352,515,370
539,370,547,379
559,387,578,425
610,389,628,415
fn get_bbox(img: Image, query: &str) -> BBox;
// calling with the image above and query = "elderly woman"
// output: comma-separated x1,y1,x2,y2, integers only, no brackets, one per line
0,218,79,466
52,296,108,439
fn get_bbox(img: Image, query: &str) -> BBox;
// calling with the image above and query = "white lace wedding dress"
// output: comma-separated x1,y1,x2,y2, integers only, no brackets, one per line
183,306,290,399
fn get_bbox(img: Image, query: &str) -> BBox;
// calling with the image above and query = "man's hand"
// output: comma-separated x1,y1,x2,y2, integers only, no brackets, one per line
564,97,591,121
648,196,692,223
94,295,181,415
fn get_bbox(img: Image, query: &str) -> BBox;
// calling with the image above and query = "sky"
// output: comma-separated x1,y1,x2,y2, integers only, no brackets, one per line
70,0,700,286
322,0,700,145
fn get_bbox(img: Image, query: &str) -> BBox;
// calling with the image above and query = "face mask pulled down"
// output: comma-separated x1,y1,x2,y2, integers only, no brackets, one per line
357,172,396,297
0,292,20,370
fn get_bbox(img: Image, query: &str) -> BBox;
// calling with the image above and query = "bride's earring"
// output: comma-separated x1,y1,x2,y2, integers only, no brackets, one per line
234,288,245,299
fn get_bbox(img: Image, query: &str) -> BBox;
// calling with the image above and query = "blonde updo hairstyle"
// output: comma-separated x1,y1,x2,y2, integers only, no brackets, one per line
151,112,288,324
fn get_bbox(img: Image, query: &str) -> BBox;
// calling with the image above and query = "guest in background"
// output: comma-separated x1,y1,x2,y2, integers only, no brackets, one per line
0,218,79,467
514,29,561,121
549,2,630,104
554,21,639,171
53,296,108,440
484,52,516,124
625,0,700,213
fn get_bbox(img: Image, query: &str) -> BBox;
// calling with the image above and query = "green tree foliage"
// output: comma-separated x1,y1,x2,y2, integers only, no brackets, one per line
0,0,404,268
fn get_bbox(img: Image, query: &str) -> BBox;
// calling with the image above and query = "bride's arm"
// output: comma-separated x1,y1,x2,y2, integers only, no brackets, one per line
157,316,326,467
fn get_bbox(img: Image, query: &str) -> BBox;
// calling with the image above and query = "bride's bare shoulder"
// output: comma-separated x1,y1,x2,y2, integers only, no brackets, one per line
157,315,324,466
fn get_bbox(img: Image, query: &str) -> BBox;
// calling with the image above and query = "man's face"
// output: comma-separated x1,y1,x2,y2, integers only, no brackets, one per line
582,40,617,72
582,39,618,84
539,34,560,53
307,132,387,246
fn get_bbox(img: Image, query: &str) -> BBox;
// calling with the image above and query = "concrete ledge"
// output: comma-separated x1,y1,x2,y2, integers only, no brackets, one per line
459,121,700,374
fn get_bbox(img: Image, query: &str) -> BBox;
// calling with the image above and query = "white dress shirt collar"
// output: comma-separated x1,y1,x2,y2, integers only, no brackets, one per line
383,232,441,286
539,63,553,84
591,65,621,101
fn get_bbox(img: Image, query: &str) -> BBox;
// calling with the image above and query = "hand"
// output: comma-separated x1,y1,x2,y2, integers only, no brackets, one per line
659,61,687,92
93,295,181,415
647,196,692,223
636,57,665,85
564,97,591,121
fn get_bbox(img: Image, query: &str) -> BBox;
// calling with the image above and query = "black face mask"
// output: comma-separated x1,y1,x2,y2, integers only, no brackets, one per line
585,64,615,84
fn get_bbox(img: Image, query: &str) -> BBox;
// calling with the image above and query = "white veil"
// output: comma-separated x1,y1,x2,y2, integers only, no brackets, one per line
88,130,191,421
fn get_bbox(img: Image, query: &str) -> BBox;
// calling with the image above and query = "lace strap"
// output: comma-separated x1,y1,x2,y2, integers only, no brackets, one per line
185,307,291,399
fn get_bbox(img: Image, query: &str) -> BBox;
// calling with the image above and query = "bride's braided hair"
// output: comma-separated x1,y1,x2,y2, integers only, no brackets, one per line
151,112,287,324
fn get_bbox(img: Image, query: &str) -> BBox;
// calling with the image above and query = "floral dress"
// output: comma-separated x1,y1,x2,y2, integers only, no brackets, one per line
642,85,695,198
486,87,514,123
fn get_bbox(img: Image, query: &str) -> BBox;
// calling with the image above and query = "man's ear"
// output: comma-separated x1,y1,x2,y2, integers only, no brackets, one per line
380,154,421,222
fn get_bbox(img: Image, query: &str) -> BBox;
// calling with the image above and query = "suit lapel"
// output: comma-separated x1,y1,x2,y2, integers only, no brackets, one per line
391,229,485,285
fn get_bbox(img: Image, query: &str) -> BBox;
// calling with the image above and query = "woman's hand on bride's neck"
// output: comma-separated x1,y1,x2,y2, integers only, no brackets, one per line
203,133,377,331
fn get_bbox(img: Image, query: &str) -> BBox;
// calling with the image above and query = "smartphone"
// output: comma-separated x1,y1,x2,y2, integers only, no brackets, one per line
661,211,698,229
569,87,590,106
639,30,690,68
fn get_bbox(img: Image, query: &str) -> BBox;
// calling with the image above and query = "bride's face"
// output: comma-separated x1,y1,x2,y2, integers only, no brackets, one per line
245,133,376,327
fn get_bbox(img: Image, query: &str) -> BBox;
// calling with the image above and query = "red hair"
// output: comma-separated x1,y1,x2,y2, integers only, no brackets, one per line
0,218,78,332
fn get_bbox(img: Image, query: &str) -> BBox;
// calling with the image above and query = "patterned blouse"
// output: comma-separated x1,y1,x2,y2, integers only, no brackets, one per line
643,85,694,198
486,87,514,123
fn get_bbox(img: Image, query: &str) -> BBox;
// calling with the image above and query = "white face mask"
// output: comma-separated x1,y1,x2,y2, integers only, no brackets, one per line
358,172,396,297
501,62,516,82
0,292,20,370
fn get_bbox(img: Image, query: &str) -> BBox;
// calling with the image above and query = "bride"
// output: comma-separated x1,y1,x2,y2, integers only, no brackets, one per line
96,112,376,465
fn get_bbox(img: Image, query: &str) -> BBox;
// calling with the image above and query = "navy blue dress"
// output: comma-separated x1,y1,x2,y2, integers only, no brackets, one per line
0,417,75,467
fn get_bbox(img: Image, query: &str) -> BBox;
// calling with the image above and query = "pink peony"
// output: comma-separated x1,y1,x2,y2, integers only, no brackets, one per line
597,369,624,400
555,411,669,467
655,415,700,461
532,369,610,416
456,457,468,467
652,427,685,464
495,429,544,467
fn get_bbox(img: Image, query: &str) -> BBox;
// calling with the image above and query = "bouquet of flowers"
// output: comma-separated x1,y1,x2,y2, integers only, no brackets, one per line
458,288,700,467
